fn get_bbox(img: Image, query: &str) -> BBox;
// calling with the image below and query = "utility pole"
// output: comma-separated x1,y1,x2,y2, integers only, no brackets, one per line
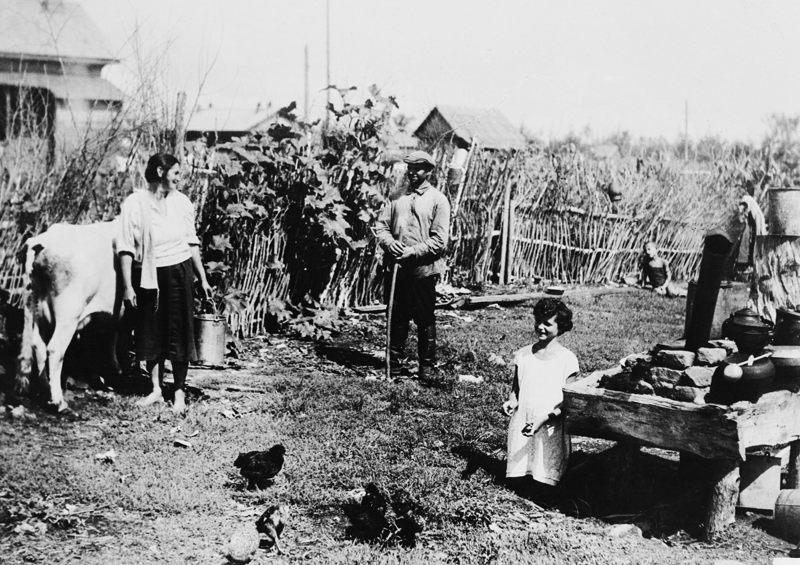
304,44,309,121
684,100,689,161
325,0,330,130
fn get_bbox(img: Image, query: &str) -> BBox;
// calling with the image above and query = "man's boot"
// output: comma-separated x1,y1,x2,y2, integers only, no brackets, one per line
417,325,437,381
389,318,409,377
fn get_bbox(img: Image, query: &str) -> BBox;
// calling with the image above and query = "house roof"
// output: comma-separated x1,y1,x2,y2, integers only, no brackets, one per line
0,71,123,101
0,0,116,63
415,106,526,151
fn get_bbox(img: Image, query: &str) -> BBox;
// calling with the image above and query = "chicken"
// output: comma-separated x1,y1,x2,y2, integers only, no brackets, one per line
390,488,426,548
256,505,289,553
225,523,260,563
343,482,425,547
342,482,390,542
234,444,285,490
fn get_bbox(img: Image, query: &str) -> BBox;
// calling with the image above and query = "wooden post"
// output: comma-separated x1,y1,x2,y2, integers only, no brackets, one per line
506,198,516,283
788,440,800,489
174,91,186,160
705,459,739,541
606,442,640,512
499,178,512,285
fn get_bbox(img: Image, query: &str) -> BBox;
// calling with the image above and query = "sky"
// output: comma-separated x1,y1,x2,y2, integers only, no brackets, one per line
79,0,800,143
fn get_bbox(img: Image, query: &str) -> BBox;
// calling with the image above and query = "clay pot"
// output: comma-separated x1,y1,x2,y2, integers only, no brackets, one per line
708,353,776,404
774,307,800,346
769,345,800,388
721,307,774,354
722,353,776,382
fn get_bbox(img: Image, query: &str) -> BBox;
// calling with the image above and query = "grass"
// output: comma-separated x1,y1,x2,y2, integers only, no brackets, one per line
0,289,793,564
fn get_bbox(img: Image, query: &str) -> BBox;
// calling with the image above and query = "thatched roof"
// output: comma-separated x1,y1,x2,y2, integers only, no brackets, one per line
414,106,526,151
0,0,116,62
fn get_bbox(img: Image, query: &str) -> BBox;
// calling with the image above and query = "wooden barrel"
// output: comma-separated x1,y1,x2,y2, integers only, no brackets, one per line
775,489,800,541
768,188,800,236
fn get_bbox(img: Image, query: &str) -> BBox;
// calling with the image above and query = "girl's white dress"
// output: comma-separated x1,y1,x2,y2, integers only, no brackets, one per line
506,344,579,484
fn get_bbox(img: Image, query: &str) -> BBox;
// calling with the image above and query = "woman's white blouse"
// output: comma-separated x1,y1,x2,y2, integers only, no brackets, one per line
117,189,200,268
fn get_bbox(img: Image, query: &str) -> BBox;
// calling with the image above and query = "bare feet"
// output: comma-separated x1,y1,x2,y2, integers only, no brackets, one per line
172,389,187,415
136,389,164,407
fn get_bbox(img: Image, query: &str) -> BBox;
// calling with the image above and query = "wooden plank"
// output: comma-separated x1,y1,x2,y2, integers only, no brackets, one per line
564,371,743,460
789,441,800,489
731,389,800,450
352,285,639,314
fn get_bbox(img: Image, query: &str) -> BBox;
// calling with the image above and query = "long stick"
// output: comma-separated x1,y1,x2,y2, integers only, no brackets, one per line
385,262,399,379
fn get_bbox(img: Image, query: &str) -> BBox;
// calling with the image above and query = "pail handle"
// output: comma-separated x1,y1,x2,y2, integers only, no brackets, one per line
204,298,219,319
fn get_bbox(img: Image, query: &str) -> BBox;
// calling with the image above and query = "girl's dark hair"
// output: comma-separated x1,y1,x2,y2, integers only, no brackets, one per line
144,153,179,183
533,297,574,333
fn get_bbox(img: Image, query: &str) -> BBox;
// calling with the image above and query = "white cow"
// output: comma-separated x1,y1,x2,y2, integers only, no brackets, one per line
16,220,126,412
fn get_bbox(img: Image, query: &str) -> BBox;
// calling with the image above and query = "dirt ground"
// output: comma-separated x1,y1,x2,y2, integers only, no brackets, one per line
1,290,798,564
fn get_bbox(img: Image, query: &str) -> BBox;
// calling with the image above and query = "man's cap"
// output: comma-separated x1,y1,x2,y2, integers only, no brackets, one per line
403,151,435,168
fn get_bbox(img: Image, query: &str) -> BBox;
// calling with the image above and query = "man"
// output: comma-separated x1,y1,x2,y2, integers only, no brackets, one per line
375,150,451,381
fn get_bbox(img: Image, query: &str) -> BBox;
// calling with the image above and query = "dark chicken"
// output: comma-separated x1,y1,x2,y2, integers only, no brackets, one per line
256,505,288,553
343,482,425,547
234,444,285,489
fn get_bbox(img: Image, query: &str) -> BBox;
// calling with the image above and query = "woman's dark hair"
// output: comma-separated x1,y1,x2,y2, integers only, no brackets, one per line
533,297,574,334
144,153,179,183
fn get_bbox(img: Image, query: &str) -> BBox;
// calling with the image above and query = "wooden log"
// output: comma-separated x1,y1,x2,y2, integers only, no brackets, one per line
606,442,641,513
788,440,800,489
705,458,739,541
564,371,743,460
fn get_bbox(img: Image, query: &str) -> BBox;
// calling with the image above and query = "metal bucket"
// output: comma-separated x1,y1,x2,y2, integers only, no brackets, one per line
768,188,800,236
775,489,800,541
194,314,226,365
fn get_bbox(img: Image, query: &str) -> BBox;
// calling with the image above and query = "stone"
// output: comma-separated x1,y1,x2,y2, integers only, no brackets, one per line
708,339,738,356
646,366,684,387
661,385,707,403
682,366,715,387
652,340,687,353
696,347,728,366
606,524,642,538
620,352,653,368
654,349,695,369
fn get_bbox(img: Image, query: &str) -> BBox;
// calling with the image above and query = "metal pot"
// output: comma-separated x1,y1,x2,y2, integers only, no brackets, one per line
721,307,774,354
774,307,800,346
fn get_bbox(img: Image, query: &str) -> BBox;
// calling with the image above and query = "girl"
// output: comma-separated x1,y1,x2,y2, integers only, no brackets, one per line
502,297,579,497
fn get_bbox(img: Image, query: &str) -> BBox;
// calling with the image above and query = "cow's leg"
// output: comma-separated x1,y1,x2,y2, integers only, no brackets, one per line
31,321,48,383
45,317,80,412
15,293,40,395
137,359,165,406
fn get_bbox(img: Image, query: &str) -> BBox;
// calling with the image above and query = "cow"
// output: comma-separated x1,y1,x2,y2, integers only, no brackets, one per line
15,220,127,412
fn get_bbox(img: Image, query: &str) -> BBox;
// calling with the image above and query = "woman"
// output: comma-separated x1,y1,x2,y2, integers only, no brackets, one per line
117,153,213,414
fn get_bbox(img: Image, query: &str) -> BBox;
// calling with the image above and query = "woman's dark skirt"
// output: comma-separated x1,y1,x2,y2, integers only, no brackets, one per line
133,259,197,363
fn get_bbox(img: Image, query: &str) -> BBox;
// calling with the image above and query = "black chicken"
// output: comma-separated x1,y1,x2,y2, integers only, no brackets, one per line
343,482,390,542
256,505,288,553
342,482,425,547
234,444,285,490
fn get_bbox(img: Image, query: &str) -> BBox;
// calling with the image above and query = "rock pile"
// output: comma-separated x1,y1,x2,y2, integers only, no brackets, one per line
598,340,737,404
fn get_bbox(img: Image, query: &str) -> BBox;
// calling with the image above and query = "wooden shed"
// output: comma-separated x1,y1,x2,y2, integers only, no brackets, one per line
414,106,526,152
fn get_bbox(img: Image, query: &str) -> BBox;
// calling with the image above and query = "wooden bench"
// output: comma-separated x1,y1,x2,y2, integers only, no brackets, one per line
563,370,800,539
